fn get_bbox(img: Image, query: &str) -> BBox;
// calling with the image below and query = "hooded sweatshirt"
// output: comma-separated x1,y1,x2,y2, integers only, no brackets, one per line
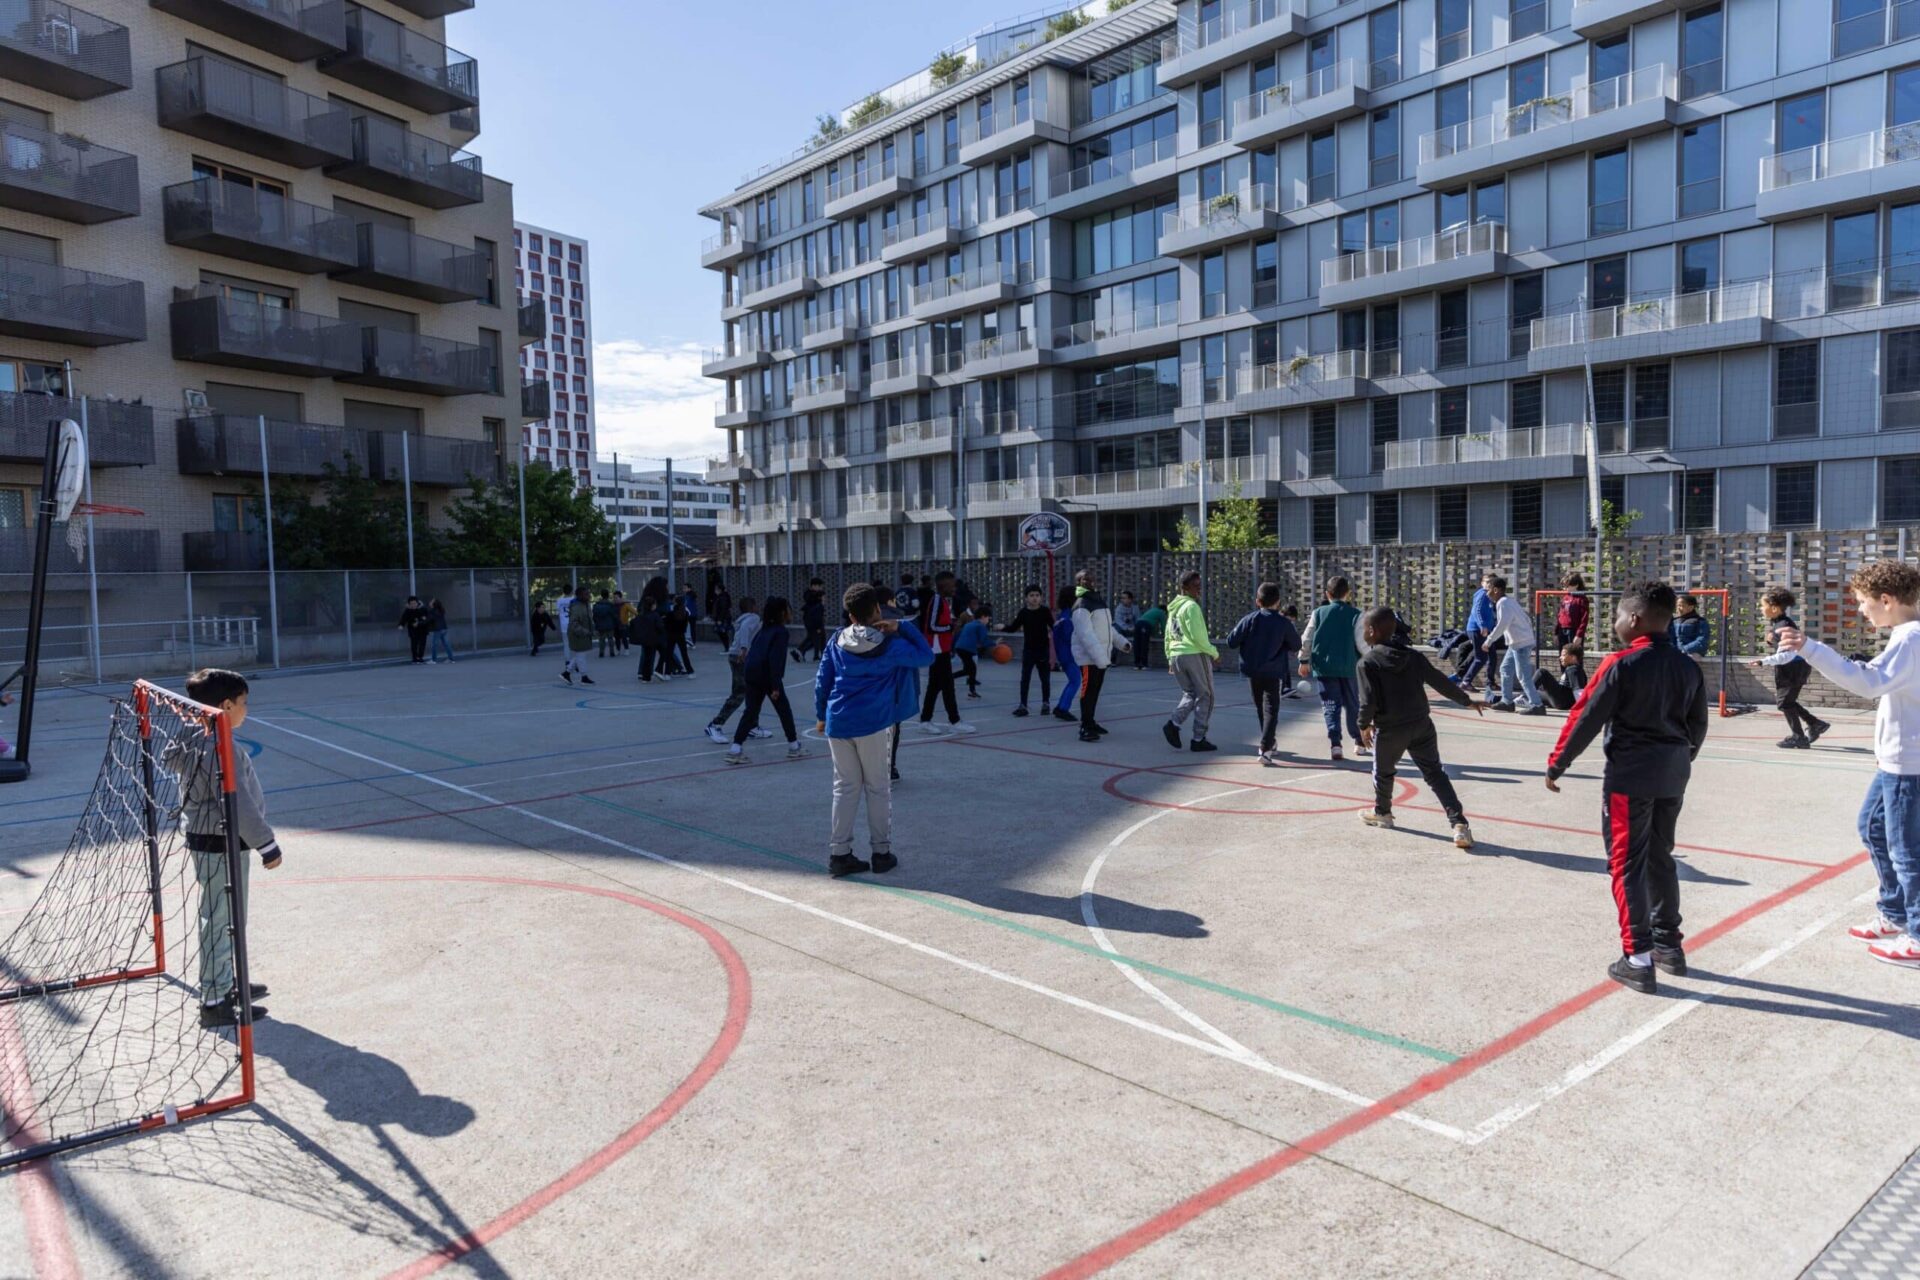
1358,636,1475,731
1164,593,1218,659
815,621,936,739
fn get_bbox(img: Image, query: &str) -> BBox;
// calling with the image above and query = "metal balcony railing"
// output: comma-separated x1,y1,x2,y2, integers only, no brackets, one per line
373,431,495,486
0,389,153,466
1761,122,1920,192
1530,280,1769,350
0,120,137,222
959,95,1038,146
175,414,373,478
347,327,495,395
1162,183,1278,237
170,293,361,376
1162,0,1301,56
704,333,765,365
743,258,811,295
0,253,144,345
339,221,491,303
1322,221,1506,290
1233,59,1365,131
1053,302,1180,349
1383,424,1586,470
804,307,852,338
1050,134,1177,199
0,0,130,99
163,177,356,273
320,5,478,115
1419,65,1675,164
702,225,747,256
883,206,969,248
910,260,1028,308
149,0,346,62
329,114,482,208
517,296,546,341
520,379,550,420
156,56,353,168
824,156,898,206
182,531,269,573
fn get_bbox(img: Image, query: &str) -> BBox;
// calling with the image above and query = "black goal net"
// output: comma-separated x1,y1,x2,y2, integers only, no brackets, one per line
0,680,256,1167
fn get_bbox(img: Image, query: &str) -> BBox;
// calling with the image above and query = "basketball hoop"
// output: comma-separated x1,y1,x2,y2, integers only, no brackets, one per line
49,418,147,562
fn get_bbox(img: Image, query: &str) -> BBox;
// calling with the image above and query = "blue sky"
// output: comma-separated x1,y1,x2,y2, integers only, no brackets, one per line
452,0,1008,467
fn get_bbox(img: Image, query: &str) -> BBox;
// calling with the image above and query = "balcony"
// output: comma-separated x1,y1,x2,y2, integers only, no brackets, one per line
2,525,154,571
870,353,934,397
319,5,478,115
1046,135,1177,217
170,293,360,376
1320,221,1508,309
163,178,355,274
1571,0,1688,37
902,488,952,520
0,391,152,466
958,99,1067,166
331,222,490,303
341,327,495,395
0,122,137,223
1157,0,1306,88
801,308,857,351
701,339,768,378
519,379,550,422
1416,66,1679,190
369,431,495,486
740,258,814,309
822,160,911,220
1187,350,1370,418
701,225,753,270
910,261,1026,319
384,0,471,15
1056,457,1274,510
1159,184,1283,257
965,476,1045,516
1052,303,1180,363
176,414,371,478
704,453,753,483
715,507,748,536
1758,124,1920,222
962,329,1049,376
792,370,857,412
886,417,957,459
1383,424,1588,486
845,492,905,525
0,255,144,346
326,114,482,208
713,401,760,430
183,530,268,572
881,208,967,263
0,1,130,99
156,57,352,169
517,296,546,344
1232,60,1370,151
150,0,346,62
1529,281,1771,373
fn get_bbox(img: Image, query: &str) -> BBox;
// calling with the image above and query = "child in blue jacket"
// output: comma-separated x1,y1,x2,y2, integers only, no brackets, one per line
815,584,935,877
1051,586,1080,722
1671,594,1711,655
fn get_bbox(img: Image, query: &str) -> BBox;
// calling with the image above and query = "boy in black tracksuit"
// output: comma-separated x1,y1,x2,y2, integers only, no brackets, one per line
1546,581,1709,994
1356,606,1480,849
1226,582,1301,761
1754,586,1831,749
1005,586,1052,717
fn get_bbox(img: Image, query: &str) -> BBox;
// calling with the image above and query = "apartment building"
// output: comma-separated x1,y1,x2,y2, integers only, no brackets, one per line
697,0,1920,563
0,0,542,581
592,457,727,541
513,220,593,485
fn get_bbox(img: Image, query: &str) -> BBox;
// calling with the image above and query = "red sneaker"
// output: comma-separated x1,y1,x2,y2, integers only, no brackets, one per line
1849,915,1905,941
1867,936,1920,967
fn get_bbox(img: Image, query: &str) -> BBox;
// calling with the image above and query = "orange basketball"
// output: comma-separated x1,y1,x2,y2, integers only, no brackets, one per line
991,643,1013,665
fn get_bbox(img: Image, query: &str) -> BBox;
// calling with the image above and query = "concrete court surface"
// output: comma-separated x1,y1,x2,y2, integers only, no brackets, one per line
0,641,1913,1279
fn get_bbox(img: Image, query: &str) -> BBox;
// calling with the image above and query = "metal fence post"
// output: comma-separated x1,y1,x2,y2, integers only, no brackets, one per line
1902,526,1910,562
184,571,196,670
258,415,281,670
344,572,354,664
468,568,478,653
1684,533,1695,588
401,431,416,597
76,392,101,682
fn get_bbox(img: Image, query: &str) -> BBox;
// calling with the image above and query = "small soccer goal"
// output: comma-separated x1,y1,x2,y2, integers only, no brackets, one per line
1534,587,1736,716
0,681,257,1167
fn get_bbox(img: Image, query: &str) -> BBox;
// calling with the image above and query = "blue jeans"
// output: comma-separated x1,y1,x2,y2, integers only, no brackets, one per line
1860,772,1920,935
429,631,454,662
1499,646,1536,707
1317,675,1359,745
1057,657,1080,714
1459,628,1491,686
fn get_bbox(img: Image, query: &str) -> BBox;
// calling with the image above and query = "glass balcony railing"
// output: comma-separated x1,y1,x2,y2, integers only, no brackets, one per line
888,417,957,449
1323,222,1506,290
1530,280,1769,350
1053,302,1180,349
823,157,899,207
1419,65,1674,165
883,206,969,248
1162,183,1279,238
1383,424,1587,470
1049,134,1177,199
1761,122,1920,192
1233,59,1365,132
963,329,1037,365
1161,0,1301,57
910,260,1028,309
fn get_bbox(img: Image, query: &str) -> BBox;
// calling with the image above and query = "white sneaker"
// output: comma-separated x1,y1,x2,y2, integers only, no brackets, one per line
656,672,673,682
1867,935,1920,967
917,721,944,735
748,727,773,740
1351,742,1372,758
786,742,807,760
949,721,977,734
704,724,728,744
1360,810,1395,829
1849,915,1906,941
725,746,746,766
1453,823,1474,850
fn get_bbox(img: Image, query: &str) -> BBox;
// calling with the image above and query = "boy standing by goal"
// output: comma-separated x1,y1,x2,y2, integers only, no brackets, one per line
1776,560,1920,968
1545,582,1709,994
165,669,279,1028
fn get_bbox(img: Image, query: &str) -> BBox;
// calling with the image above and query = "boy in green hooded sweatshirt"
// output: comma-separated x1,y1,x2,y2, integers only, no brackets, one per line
1162,570,1220,752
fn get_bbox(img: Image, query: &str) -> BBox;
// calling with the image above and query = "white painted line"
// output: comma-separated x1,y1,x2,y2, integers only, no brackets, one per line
1461,889,1874,1145
253,714,1465,1141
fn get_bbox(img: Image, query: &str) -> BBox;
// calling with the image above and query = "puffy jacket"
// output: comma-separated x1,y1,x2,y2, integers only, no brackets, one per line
1670,614,1710,655
1358,637,1473,731
1071,589,1128,668
1164,594,1218,659
1226,609,1300,679
1547,633,1708,797
955,619,990,655
815,621,935,739
744,622,790,689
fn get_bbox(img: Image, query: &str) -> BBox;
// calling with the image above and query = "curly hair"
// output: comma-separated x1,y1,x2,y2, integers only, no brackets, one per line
1849,560,1920,605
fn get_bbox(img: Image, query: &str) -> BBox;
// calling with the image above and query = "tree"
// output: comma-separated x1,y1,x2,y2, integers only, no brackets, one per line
261,456,418,571
1107,0,1135,10
1582,498,1645,587
812,114,843,146
438,462,615,569
929,50,969,86
846,93,892,129
1161,482,1271,551
1045,10,1092,39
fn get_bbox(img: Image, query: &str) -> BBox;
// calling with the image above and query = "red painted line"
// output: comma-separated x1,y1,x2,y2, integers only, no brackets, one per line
1040,849,1868,1278
264,875,748,1280
1434,706,1871,742
0,1005,82,1280
1387,801,1830,869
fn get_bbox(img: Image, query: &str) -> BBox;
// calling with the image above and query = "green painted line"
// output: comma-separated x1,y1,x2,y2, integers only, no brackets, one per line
573,790,1461,1063
288,708,479,767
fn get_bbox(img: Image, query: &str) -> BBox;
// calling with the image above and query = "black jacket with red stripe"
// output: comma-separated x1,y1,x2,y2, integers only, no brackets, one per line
1546,633,1708,798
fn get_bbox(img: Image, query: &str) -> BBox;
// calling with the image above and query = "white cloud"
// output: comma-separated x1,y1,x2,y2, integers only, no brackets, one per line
589,338,720,468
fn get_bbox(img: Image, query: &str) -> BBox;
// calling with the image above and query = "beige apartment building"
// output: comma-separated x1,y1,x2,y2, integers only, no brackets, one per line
0,0,545,589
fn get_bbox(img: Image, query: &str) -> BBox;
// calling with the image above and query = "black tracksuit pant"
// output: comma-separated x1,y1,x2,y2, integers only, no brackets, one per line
1080,665,1106,731
1602,791,1684,956
1249,676,1281,752
734,684,796,745
1774,661,1822,739
1019,648,1051,707
1371,720,1464,825
921,651,959,723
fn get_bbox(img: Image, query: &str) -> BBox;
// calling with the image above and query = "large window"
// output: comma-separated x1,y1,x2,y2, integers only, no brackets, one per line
1438,290,1468,368
1885,457,1920,520
1369,106,1399,187
1072,197,1176,276
1832,210,1880,309
1512,0,1547,39
1205,415,1252,459
1370,5,1401,85
1309,405,1337,477
1510,482,1543,539
1199,76,1225,146
1438,386,1468,436
1774,342,1820,438
1311,495,1339,544
1370,397,1399,472
1067,110,1175,179
1083,36,1167,123
1372,492,1401,542
1835,0,1890,57
1778,91,1825,155
1632,362,1671,450
1680,237,1720,294
1308,130,1336,203
1511,378,1543,432
1681,469,1717,530
1892,201,1920,302
1591,255,1627,309
1887,327,1920,430
1774,463,1818,528
1437,0,1469,65
1074,429,1181,473
1435,487,1469,539
1591,148,1629,236
1201,252,1226,317
1511,273,1543,357
1678,120,1721,218
1681,5,1723,98
1254,240,1278,307
1070,356,1181,427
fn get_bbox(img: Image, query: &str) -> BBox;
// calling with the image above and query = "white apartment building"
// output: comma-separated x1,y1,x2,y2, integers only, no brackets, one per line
592,457,726,540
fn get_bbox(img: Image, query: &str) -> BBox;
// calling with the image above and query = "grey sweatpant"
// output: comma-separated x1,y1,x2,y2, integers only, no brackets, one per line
194,848,249,1005
1169,653,1215,738
828,730,894,859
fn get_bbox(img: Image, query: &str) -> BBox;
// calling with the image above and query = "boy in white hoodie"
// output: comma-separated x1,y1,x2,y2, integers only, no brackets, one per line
1483,575,1545,715
1777,560,1920,968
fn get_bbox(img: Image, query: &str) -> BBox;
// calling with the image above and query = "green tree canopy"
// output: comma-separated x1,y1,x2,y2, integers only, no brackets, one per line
262,457,419,571
438,462,616,568
1162,483,1271,552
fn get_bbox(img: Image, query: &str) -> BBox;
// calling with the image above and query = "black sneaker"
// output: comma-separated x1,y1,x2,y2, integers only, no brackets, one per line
561,670,572,685
249,983,269,1000
1607,955,1656,994
1162,721,1182,749
890,768,900,782
1086,723,1110,737
1012,706,1030,717
200,1000,269,1028
1806,720,1831,746
1778,735,1809,749
1652,945,1687,976
580,675,595,685
870,851,898,874
828,853,871,877
1190,738,1218,753
1078,730,1100,742
1052,708,1076,722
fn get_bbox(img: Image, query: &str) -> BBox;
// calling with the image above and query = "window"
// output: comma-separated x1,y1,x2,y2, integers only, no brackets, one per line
1201,252,1226,317
1885,457,1920,520
1887,328,1920,429
1309,405,1337,476
1677,120,1721,217
1679,237,1719,294
1437,386,1468,436
1370,397,1399,471
1591,33,1630,85
1591,255,1627,310
1437,0,1469,65
1199,76,1224,146
1370,5,1400,84
1254,240,1278,307
1591,148,1629,236
1774,342,1820,438
1371,302,1400,376
1510,482,1543,538
1511,273,1543,357
1892,201,1920,302
1835,0,1889,56
1508,56,1546,130
1681,469,1717,530
1371,492,1401,541
1435,487,1469,539
1593,368,1626,450
1774,462,1818,528
1632,362,1670,450
1778,91,1825,156
1308,130,1335,203
1369,106,1399,186
211,493,262,533
1831,210,1880,309
1681,5,1722,97
1438,290,1468,368
1601,474,1626,517
1511,378,1543,432
1311,495,1339,544
1205,416,1251,459
1512,0,1547,38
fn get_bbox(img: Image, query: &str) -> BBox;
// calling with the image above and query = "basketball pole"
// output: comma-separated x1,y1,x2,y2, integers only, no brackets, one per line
0,418,62,784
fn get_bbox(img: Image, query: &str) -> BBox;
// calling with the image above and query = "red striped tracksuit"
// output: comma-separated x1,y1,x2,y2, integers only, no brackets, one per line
1546,633,1710,956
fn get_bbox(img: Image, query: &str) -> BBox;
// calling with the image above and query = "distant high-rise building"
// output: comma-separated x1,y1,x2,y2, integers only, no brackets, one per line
514,222,594,485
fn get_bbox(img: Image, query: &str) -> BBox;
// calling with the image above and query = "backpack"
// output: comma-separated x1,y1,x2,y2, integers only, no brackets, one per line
566,604,594,652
